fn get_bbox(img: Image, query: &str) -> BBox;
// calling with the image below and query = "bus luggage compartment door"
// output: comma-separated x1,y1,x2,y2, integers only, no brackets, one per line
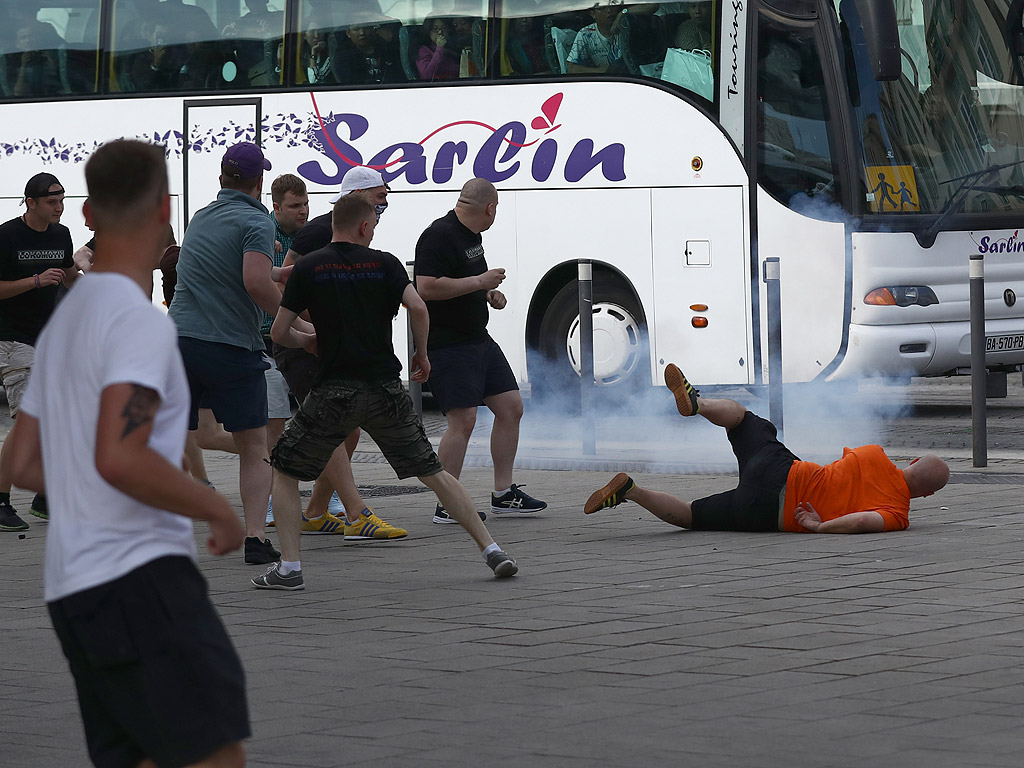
651,186,750,385
182,98,262,227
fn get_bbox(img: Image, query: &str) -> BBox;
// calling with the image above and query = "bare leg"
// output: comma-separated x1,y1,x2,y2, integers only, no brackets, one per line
0,428,14,494
138,740,245,768
695,396,747,431
308,430,366,521
231,426,270,539
437,407,476,480
266,417,287,453
419,470,493,550
183,431,208,482
271,470,302,563
196,409,238,454
483,390,523,491
625,486,694,529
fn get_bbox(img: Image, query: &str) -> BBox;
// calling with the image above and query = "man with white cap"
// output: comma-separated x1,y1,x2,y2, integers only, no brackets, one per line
272,166,407,542
168,141,314,566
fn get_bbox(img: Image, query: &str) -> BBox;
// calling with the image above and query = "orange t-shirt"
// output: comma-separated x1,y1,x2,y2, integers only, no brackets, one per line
781,445,910,533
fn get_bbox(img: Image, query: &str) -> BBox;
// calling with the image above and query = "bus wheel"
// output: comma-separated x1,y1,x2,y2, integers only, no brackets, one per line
531,277,649,407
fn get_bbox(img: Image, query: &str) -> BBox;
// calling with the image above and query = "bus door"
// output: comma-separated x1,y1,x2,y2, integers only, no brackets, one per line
182,98,262,228
650,186,751,385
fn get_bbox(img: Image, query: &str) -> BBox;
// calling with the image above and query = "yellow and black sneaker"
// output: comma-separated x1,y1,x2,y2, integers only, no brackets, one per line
584,473,636,515
664,363,700,417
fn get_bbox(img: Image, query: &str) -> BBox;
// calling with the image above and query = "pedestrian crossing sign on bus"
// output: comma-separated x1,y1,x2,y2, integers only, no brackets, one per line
865,165,920,213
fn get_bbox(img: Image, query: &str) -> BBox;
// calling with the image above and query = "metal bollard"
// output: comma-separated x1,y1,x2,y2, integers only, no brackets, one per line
762,257,784,440
578,260,596,455
970,253,986,467
406,261,422,417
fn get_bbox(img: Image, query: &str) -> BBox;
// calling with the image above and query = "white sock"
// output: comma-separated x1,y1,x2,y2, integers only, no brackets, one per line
494,487,512,497
279,560,301,574
304,513,324,522
482,542,501,560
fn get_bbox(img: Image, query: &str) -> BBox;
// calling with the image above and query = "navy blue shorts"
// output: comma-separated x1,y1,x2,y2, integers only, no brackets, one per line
178,336,269,432
428,336,518,414
690,412,799,532
48,557,249,768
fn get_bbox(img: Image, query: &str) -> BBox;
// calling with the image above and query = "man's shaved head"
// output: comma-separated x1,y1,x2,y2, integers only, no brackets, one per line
457,178,498,209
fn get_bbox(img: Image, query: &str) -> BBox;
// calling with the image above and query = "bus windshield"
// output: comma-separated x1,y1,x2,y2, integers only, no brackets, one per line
841,0,1024,216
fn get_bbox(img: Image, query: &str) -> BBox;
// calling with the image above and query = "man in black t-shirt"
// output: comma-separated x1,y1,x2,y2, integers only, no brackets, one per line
0,172,75,532
255,195,518,590
274,166,391,533
414,178,547,524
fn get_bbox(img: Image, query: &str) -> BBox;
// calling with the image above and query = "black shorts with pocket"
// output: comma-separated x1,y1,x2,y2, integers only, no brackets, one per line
178,336,270,432
690,411,799,532
271,378,443,481
428,335,518,414
48,556,249,768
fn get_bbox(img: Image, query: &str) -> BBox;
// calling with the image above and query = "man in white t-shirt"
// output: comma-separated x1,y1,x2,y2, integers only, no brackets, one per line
7,139,250,768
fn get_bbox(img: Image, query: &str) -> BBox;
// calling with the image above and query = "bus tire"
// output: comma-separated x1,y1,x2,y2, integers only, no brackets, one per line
530,276,649,409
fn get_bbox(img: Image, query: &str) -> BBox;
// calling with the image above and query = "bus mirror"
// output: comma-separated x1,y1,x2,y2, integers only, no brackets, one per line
854,0,901,81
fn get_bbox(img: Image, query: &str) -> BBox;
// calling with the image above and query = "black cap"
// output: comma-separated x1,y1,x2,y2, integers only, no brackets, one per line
24,172,64,199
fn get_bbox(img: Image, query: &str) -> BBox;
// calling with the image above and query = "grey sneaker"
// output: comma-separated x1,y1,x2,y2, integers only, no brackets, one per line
29,494,48,521
0,502,28,532
251,564,304,591
485,550,519,578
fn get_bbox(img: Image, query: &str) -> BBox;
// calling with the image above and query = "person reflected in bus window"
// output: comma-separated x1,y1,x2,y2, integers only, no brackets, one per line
673,1,713,51
301,18,334,84
505,15,550,76
417,17,460,81
9,20,65,97
333,24,402,85
565,4,624,74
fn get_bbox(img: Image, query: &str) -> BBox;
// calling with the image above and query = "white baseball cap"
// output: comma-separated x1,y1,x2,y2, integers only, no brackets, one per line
329,167,388,203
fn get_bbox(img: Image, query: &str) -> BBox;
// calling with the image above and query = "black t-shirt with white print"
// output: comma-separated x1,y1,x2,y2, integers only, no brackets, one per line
0,217,73,344
413,210,489,349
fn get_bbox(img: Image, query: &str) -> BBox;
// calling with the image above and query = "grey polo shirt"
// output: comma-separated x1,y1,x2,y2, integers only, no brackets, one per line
168,188,275,352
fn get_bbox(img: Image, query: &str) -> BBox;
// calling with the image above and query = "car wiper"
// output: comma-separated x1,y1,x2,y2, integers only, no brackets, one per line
919,157,1024,246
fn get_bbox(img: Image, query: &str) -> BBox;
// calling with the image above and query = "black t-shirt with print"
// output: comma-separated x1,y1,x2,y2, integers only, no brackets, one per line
280,241,410,382
413,210,489,349
0,217,73,344
290,212,333,257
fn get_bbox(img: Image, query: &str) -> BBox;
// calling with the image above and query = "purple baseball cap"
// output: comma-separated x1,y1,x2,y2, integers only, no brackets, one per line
221,142,271,179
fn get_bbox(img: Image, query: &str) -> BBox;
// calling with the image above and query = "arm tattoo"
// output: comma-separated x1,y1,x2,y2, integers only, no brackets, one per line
120,385,160,440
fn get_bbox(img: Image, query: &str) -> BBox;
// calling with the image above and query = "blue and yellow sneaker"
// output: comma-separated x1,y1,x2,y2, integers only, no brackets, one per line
664,363,700,417
300,511,345,535
344,510,408,541
584,473,636,515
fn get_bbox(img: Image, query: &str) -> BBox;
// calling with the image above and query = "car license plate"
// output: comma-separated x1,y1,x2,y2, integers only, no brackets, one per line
986,333,1024,352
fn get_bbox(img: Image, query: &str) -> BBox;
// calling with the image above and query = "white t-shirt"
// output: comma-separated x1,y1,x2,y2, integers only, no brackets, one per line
21,272,196,603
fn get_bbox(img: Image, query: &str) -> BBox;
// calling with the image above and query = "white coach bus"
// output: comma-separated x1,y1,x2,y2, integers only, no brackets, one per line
2,0,1024,397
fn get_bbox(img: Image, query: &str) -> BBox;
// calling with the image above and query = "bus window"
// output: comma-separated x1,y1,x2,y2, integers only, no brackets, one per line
0,2,101,99
756,20,839,212
113,1,285,94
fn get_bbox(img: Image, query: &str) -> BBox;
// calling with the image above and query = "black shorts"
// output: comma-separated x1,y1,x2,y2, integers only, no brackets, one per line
48,556,249,768
271,378,443,481
428,336,518,414
690,412,799,532
179,336,269,432
273,343,320,404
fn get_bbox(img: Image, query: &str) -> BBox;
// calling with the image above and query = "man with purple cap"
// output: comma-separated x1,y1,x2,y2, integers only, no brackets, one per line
0,172,76,533
168,141,314,566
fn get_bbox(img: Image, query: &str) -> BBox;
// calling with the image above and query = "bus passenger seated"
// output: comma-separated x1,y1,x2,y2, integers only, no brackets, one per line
565,4,623,74
8,20,65,97
129,19,185,91
333,24,402,85
673,1,713,50
505,15,550,76
417,17,459,81
301,18,334,84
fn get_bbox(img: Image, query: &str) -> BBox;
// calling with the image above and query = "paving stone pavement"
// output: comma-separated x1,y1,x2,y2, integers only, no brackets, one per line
4,376,1024,767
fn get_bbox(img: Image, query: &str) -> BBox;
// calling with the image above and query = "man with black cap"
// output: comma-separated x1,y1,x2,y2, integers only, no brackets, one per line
168,141,312,565
0,172,75,532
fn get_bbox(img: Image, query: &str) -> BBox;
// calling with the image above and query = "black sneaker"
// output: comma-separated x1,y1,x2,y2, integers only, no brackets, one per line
584,473,636,515
252,564,304,591
244,536,280,565
485,549,519,578
491,485,547,515
29,494,48,521
432,503,486,525
0,502,28,532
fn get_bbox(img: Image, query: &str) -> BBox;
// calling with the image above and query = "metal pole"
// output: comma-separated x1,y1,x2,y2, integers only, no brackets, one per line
578,259,596,455
970,253,987,467
406,261,422,417
763,257,784,440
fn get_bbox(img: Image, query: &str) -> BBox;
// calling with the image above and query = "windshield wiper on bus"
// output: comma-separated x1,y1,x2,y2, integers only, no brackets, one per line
972,184,1024,198
919,158,1024,247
